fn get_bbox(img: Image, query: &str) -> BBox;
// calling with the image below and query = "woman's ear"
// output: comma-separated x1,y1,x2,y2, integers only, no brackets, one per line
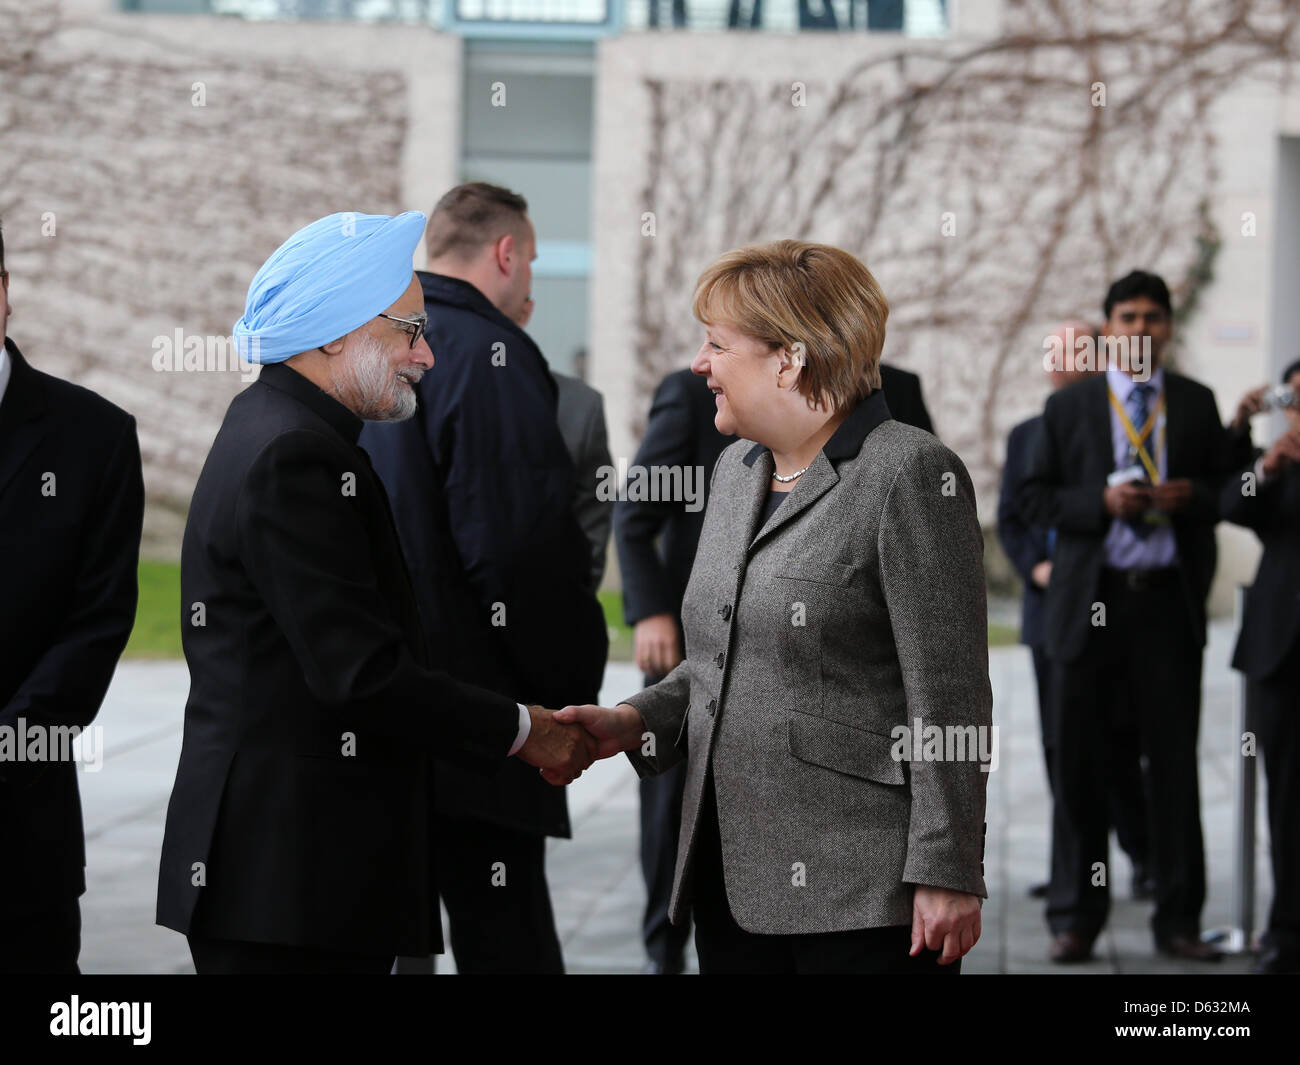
776,342,805,382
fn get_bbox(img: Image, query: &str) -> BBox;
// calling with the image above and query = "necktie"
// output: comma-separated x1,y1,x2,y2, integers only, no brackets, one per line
1126,383,1155,539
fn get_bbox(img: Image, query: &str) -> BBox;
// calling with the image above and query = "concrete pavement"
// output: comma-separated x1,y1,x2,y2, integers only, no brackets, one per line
75,618,1270,973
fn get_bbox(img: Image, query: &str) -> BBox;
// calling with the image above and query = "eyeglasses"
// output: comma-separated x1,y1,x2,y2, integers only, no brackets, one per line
377,311,427,349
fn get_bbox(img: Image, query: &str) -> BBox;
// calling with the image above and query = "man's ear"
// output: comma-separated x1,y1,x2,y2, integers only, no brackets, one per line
494,232,516,275
319,335,347,357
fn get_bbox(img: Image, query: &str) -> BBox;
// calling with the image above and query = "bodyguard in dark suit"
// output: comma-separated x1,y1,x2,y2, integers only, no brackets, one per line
616,361,932,972
1220,359,1300,974
0,228,144,974
1018,271,1249,963
157,211,592,974
615,368,733,974
360,186,607,973
997,330,1148,900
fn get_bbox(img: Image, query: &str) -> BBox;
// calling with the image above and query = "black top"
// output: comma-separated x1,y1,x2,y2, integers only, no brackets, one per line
761,488,790,523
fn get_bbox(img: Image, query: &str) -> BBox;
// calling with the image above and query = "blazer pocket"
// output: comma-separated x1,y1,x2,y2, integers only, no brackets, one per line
776,559,856,587
786,710,905,786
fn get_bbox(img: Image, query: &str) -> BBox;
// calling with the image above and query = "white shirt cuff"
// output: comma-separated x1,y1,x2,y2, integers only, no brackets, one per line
507,703,531,756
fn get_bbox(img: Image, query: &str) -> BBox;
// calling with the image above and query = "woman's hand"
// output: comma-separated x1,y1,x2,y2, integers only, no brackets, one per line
538,703,646,785
910,885,982,965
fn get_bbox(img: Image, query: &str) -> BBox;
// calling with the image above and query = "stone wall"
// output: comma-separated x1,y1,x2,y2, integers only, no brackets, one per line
589,0,1300,608
2,0,459,554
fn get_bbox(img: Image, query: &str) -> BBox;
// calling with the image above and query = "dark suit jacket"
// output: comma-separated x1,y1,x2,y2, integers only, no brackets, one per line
879,363,935,436
0,338,144,901
359,272,607,840
1220,456,1300,681
617,365,933,629
554,372,613,592
997,415,1050,648
615,369,735,627
1017,370,1245,662
156,361,519,956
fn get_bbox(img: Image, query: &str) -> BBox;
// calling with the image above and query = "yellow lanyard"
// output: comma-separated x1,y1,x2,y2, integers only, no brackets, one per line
1107,386,1164,484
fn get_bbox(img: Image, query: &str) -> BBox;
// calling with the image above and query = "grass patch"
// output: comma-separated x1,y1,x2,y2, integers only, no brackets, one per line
124,561,1018,662
124,559,183,659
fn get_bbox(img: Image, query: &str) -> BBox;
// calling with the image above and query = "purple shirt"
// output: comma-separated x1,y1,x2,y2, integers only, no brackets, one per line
1103,366,1179,569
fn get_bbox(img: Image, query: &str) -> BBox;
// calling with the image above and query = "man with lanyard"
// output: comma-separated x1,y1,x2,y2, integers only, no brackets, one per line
1018,270,1250,963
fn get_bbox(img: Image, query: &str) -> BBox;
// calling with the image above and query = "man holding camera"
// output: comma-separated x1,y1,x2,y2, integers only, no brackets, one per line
1018,270,1250,963
1220,359,1300,974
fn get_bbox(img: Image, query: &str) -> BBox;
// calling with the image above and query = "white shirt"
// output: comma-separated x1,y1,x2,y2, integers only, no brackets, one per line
510,704,531,755
0,341,11,407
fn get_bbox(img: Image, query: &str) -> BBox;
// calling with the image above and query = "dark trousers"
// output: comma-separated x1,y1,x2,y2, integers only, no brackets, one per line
639,670,692,971
1252,644,1300,954
434,816,564,974
187,936,392,974
1031,645,1148,871
691,771,960,974
640,762,691,970
1047,570,1206,944
0,893,80,974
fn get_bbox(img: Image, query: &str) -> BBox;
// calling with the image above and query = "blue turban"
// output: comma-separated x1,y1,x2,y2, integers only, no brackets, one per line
234,210,426,364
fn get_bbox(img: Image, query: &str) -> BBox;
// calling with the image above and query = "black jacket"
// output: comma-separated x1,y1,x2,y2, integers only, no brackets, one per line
615,369,735,627
1017,370,1246,662
359,272,607,839
997,415,1051,647
1220,456,1300,682
0,338,143,900
156,361,519,956
616,364,933,628
879,363,934,436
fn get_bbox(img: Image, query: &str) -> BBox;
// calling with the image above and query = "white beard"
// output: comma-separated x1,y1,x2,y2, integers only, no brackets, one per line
335,333,419,422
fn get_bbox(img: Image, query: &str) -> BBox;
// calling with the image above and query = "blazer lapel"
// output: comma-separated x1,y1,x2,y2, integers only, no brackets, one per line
0,342,52,506
749,451,840,554
731,444,773,558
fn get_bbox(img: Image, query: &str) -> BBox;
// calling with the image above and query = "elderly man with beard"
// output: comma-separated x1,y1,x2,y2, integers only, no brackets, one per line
156,211,593,975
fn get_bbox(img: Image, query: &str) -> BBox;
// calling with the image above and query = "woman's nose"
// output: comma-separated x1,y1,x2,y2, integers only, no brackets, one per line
690,345,710,376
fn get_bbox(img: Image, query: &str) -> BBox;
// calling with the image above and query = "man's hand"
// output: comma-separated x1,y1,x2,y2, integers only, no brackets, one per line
910,885,982,965
1232,385,1270,431
633,614,682,677
1030,559,1052,589
1151,478,1193,514
1103,481,1152,519
539,703,647,786
1261,426,1300,479
516,705,595,785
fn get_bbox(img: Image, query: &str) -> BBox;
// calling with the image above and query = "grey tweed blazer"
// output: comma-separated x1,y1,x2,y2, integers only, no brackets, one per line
623,389,991,934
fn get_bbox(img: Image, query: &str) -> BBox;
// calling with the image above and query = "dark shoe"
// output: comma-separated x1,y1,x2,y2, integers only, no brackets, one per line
1049,931,1094,963
1028,881,1049,899
1156,934,1223,962
1254,946,1300,974
641,956,685,975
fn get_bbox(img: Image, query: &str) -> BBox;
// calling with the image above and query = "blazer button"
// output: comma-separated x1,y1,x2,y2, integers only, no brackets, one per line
718,604,732,621
707,698,717,715
715,652,726,669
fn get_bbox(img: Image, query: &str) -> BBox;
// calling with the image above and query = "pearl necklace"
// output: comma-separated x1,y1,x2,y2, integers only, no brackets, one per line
772,464,812,483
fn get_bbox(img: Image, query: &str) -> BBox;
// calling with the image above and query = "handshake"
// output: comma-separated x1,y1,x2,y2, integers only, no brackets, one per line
514,703,646,786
